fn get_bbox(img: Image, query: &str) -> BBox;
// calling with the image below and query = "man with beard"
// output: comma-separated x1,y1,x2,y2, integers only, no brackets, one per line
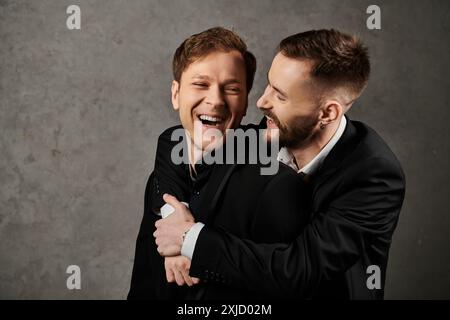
154,29,406,299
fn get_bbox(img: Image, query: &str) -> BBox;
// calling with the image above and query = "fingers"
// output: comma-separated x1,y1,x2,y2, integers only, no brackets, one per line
181,269,194,287
164,256,199,287
165,265,175,283
153,220,185,257
173,263,197,287
154,218,164,228
173,268,186,286
165,257,185,286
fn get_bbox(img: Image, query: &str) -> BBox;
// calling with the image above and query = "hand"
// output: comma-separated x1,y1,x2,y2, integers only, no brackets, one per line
154,194,196,256
164,256,201,286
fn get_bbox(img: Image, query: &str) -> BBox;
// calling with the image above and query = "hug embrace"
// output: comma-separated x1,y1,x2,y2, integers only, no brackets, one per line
128,27,405,300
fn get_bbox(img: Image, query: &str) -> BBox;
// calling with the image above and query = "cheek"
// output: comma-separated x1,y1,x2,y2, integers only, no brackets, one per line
179,91,204,111
278,102,314,125
273,105,289,123
187,90,204,103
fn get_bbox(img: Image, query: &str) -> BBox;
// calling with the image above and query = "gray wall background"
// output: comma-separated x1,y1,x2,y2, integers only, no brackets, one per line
1,0,449,299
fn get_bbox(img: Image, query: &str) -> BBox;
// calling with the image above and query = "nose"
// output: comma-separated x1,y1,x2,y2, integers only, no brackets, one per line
257,85,271,110
205,85,225,108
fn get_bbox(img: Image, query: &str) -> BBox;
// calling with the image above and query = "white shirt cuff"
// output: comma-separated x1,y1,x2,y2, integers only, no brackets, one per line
160,202,189,218
181,222,205,260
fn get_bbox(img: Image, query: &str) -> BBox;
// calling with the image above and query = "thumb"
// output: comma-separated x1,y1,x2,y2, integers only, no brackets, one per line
163,193,183,211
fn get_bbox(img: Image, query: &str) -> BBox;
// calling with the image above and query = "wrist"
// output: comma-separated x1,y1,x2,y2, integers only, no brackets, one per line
181,222,195,243
180,222,205,260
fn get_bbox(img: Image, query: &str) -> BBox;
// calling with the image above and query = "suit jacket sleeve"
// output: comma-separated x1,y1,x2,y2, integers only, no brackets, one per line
151,126,191,210
189,157,406,298
127,171,161,299
128,127,190,299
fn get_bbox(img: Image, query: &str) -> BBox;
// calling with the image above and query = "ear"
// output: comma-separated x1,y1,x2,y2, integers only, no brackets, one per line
171,80,180,111
319,100,343,125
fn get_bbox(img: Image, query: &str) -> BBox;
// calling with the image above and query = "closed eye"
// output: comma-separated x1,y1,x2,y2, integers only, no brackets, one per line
192,82,208,88
225,87,241,94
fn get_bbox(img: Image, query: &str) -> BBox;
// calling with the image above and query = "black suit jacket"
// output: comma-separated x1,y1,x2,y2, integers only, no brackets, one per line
128,125,311,299
188,118,406,299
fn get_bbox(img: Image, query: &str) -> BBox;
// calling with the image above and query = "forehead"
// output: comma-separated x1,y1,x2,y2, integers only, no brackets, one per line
269,53,314,88
182,50,246,79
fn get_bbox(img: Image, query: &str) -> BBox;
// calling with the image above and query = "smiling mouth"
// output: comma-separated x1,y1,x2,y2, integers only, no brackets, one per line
265,115,277,126
198,114,224,126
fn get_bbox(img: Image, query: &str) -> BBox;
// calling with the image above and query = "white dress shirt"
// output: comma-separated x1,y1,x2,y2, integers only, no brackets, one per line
181,117,348,259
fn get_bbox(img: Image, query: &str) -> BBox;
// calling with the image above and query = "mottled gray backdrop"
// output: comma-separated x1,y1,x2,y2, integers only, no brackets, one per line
1,0,449,299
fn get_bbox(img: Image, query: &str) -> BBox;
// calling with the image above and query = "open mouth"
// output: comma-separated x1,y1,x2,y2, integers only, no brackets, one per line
198,114,224,126
266,115,277,127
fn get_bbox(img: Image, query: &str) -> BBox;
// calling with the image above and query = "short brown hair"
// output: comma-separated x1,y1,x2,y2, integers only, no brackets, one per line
172,27,256,92
278,29,370,99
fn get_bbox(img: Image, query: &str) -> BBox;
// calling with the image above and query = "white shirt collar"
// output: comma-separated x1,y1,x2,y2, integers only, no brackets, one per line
277,116,347,175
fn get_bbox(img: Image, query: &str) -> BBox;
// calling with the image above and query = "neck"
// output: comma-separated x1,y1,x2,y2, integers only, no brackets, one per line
187,139,203,172
290,119,341,169
187,130,228,170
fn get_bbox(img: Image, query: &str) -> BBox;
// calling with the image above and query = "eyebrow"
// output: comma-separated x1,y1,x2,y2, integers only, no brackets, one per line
191,75,211,81
191,75,243,85
222,79,242,86
267,72,288,98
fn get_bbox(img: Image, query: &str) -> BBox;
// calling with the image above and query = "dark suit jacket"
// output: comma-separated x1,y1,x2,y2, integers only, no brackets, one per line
128,125,311,299
188,118,406,299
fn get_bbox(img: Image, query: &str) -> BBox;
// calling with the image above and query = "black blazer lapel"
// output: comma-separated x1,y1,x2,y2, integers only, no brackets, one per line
312,117,361,198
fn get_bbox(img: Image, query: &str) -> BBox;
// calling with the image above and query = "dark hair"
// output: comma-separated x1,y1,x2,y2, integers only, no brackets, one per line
172,27,256,92
278,29,370,98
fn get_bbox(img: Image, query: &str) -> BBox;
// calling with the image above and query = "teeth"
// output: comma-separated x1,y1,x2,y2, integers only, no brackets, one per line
266,115,273,121
199,115,221,123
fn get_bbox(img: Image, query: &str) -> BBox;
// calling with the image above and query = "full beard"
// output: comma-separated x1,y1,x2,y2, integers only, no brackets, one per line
265,111,319,149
